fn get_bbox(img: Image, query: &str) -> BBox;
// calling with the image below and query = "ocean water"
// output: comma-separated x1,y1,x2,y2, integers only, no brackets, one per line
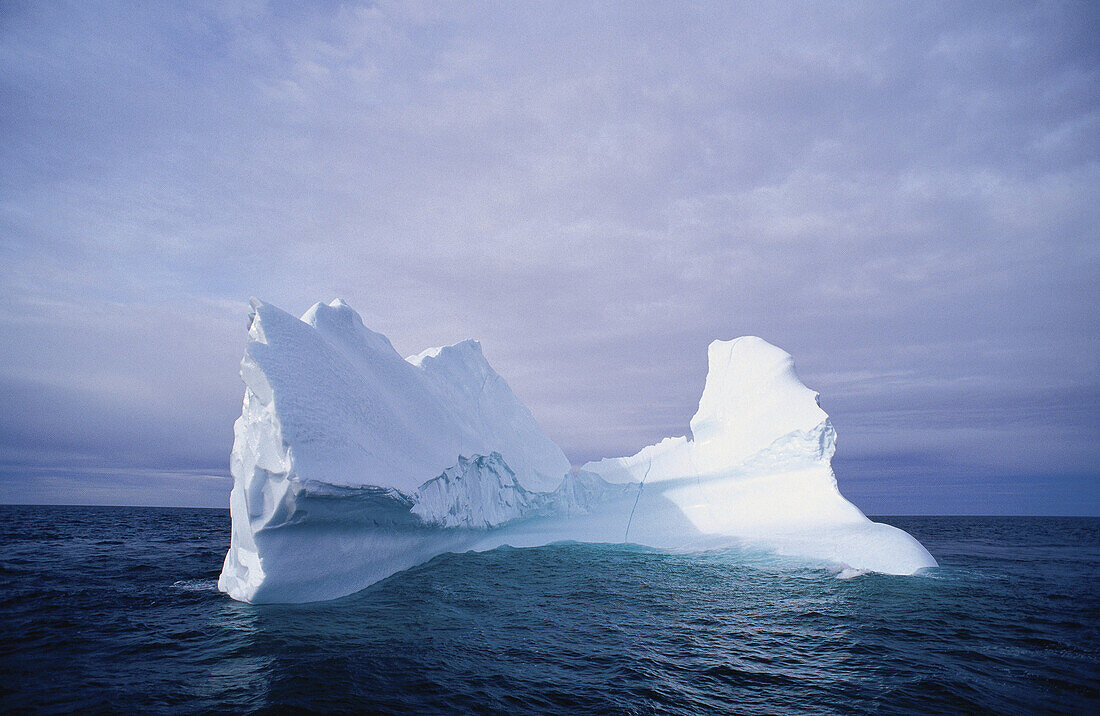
1,507,1097,714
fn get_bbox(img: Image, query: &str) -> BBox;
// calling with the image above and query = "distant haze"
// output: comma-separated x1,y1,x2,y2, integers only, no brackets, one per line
1,2,1097,514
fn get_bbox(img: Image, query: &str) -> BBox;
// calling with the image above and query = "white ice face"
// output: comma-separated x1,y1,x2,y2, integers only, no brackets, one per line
218,299,936,604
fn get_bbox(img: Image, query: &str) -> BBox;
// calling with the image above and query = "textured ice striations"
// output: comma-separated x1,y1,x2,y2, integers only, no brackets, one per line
218,299,935,604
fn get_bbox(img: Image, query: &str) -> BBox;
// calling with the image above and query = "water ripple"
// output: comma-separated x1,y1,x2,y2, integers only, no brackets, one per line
0,507,1097,713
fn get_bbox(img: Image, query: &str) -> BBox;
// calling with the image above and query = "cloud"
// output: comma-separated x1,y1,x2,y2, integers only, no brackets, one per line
1,1,1097,512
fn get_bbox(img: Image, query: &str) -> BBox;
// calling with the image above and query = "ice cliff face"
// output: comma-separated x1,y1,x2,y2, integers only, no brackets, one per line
219,300,936,604
218,299,571,602
412,453,531,529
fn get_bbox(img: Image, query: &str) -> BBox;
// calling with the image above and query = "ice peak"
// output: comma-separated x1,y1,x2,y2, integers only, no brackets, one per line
439,338,484,358
584,336,834,485
244,297,295,346
408,338,485,367
302,298,365,331
690,336,825,448
704,336,792,382
301,298,398,359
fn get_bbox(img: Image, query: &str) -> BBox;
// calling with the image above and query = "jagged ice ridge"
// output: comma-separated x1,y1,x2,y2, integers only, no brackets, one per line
218,299,936,603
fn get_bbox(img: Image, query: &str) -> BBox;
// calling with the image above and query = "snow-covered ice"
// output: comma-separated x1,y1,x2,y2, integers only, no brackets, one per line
219,299,936,604
580,336,937,577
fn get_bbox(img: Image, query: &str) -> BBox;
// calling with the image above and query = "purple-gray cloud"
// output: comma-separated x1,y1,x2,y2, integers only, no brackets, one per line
1,1,1097,513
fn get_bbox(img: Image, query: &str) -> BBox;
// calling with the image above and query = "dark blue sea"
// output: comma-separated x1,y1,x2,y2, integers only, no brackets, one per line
1,507,1097,714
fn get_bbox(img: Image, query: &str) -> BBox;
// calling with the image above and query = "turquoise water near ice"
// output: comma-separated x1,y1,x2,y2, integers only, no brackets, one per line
1,506,1097,713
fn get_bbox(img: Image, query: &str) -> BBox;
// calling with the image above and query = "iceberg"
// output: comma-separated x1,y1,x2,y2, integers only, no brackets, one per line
580,337,937,576
218,299,935,604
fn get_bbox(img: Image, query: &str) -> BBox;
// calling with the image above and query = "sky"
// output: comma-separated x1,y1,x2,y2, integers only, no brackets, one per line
1,1,1097,514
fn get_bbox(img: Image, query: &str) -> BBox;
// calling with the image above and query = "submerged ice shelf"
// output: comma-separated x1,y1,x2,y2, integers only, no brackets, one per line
219,299,936,604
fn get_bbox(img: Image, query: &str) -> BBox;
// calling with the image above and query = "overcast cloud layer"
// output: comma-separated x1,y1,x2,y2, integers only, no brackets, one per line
1,1,1097,513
